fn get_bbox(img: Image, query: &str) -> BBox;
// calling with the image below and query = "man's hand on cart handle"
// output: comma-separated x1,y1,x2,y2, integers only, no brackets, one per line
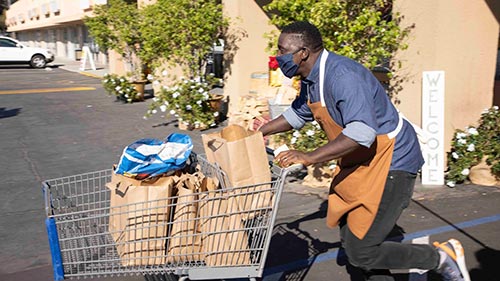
269,145,307,171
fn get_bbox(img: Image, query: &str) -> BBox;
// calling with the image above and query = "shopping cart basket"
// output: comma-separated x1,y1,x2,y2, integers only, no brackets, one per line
43,154,299,281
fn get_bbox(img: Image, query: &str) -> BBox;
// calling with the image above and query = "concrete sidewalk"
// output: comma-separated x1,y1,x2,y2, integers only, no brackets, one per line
48,56,109,78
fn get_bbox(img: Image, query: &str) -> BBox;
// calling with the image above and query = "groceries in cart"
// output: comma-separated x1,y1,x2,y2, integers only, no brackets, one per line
106,128,273,267
202,124,273,219
43,126,294,280
115,133,193,180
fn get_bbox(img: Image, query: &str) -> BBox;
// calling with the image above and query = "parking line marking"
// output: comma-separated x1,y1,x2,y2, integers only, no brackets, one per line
0,87,96,95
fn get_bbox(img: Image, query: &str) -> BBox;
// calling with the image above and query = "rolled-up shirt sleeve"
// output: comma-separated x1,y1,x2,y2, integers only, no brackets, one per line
342,121,376,147
281,85,314,129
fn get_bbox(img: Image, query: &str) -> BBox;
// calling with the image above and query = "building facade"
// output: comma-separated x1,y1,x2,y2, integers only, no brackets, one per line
5,0,107,63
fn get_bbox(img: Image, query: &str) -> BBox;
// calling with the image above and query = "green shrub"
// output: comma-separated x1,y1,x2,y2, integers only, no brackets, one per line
446,106,500,186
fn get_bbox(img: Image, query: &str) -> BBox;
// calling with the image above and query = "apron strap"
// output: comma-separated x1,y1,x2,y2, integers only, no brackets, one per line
319,49,329,107
387,111,403,139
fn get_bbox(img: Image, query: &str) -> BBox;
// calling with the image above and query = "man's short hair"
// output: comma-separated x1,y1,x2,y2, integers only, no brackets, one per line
282,21,323,51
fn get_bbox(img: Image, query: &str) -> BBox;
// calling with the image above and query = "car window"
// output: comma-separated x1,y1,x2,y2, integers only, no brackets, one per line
0,38,18,48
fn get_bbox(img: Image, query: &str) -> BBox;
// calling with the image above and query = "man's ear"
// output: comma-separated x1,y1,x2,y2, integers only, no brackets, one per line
300,47,310,61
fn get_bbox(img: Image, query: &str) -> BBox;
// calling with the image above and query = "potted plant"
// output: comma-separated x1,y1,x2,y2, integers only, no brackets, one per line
84,0,147,99
138,0,236,128
146,73,223,130
102,73,143,103
445,106,500,187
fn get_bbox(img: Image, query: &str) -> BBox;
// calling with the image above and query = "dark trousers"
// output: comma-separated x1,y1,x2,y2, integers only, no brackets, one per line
339,170,440,281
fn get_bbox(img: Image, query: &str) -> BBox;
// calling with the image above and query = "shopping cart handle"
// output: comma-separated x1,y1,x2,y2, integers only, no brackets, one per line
285,163,304,173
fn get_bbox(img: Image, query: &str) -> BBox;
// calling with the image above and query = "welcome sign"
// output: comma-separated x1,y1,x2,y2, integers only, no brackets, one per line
421,71,445,185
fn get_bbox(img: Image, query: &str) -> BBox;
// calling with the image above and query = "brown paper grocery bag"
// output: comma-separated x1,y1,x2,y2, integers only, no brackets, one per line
166,173,203,263
201,124,273,219
106,172,175,266
198,177,251,266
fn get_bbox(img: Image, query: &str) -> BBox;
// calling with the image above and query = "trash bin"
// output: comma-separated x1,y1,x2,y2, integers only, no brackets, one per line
75,49,83,61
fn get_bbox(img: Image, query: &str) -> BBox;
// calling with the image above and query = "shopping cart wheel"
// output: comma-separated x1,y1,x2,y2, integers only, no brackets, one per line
144,273,179,281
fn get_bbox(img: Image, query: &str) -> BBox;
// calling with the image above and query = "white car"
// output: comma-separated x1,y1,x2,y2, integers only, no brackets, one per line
0,36,54,68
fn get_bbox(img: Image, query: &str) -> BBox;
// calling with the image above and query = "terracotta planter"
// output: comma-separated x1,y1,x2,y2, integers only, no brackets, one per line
132,80,147,101
469,157,500,186
209,94,225,122
178,120,207,131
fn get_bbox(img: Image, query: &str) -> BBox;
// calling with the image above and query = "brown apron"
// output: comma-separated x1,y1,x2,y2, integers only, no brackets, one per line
309,49,398,239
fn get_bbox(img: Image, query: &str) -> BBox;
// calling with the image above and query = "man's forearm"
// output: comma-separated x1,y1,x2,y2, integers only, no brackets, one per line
259,115,293,136
307,133,361,164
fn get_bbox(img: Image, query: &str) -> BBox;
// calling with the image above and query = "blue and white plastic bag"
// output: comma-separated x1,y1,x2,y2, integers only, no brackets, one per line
115,133,193,178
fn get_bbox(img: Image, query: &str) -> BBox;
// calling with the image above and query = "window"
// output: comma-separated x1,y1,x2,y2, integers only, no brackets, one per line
0,38,18,47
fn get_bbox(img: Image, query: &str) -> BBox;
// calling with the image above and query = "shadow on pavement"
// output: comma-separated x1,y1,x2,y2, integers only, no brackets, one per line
470,247,500,281
0,107,21,119
264,201,340,281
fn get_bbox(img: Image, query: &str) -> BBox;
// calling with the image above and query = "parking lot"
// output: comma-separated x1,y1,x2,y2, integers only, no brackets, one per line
1,66,499,281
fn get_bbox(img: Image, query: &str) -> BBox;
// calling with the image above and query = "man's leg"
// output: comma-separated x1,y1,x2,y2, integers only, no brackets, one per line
340,171,440,281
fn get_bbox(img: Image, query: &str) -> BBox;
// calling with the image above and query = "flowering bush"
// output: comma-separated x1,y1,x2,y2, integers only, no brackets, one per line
272,121,328,152
272,121,337,175
446,106,500,187
146,73,222,129
102,73,141,103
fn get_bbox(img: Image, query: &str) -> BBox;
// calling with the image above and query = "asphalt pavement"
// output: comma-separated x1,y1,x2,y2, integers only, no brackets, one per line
0,61,499,281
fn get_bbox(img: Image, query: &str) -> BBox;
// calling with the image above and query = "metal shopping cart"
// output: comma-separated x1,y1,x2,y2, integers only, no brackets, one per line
43,154,298,281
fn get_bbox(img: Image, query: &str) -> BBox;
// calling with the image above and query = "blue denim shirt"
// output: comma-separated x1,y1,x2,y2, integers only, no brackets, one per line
282,50,424,174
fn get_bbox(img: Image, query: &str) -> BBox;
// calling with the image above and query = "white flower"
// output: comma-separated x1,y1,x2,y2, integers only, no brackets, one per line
127,99,132,102
170,110,176,115
311,121,318,126
196,100,202,105
198,88,205,93
152,109,157,114
152,97,159,102
186,105,192,110
162,85,168,90
456,132,467,139
446,181,456,187
115,86,121,91
147,74,154,81
162,70,168,76
466,143,475,152
293,131,301,138
160,105,167,112
213,112,219,117
458,139,467,145
482,108,489,114
306,130,315,136
172,92,180,99
124,94,129,98
291,137,297,144
103,79,108,83
153,80,160,85
163,101,169,106
494,106,499,111
120,78,124,82
452,152,459,159
467,127,478,135
461,168,470,176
